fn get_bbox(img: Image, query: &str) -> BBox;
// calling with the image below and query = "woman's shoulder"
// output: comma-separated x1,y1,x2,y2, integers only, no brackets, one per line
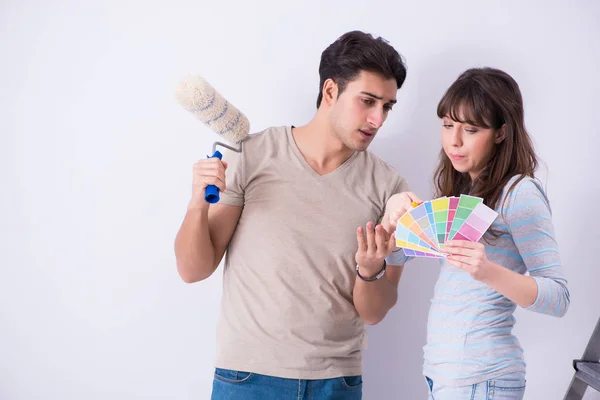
504,174,544,193
500,174,550,213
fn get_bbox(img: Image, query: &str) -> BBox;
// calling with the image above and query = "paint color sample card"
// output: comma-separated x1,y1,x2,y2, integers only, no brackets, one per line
444,197,460,243
447,195,483,241
398,206,439,251
451,202,499,242
395,195,498,258
395,224,443,255
430,197,449,246
401,248,444,258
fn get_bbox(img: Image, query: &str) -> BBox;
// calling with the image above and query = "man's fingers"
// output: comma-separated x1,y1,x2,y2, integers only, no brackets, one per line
406,191,423,204
387,231,396,251
389,211,403,227
366,222,376,251
203,176,226,191
356,226,367,252
375,225,388,251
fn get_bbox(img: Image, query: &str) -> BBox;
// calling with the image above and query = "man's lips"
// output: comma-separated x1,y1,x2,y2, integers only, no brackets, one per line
359,129,375,137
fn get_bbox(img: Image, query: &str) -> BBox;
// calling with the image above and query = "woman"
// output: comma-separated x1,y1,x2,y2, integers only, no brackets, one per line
387,67,569,399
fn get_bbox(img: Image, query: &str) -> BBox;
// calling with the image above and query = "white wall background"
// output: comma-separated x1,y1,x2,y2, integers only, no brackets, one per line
1,1,599,399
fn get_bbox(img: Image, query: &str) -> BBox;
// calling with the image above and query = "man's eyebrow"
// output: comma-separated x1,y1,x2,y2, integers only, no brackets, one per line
360,91,397,104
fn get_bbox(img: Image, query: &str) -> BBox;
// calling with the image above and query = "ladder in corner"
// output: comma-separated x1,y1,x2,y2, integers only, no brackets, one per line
564,316,600,399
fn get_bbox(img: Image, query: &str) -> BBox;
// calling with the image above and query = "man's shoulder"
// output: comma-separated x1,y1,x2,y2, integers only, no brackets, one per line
353,150,408,194
241,125,289,147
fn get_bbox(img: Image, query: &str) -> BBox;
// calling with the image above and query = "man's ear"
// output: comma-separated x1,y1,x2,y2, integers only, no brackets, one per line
495,124,507,144
322,78,338,106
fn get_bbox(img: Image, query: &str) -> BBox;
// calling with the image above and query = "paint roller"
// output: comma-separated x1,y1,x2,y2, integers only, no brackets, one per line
175,75,250,203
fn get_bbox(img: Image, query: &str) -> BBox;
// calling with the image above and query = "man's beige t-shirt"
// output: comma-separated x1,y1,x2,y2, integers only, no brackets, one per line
215,125,408,379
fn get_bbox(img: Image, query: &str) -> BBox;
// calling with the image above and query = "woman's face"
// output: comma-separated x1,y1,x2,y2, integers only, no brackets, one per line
441,114,504,180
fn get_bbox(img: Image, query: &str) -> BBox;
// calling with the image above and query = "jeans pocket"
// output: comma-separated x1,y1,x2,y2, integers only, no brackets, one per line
213,368,253,384
489,377,526,400
340,375,363,390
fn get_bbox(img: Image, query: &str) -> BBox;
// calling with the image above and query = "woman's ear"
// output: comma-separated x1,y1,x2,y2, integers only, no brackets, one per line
495,124,507,144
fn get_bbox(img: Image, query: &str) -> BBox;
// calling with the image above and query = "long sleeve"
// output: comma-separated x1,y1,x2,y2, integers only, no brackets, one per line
505,178,570,317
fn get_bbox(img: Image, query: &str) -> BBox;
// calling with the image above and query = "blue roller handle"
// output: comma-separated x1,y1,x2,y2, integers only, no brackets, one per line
204,150,223,204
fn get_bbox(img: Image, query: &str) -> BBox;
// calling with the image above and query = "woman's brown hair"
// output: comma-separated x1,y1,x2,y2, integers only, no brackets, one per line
433,68,538,234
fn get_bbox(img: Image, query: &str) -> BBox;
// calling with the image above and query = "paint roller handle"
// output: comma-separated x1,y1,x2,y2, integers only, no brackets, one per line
204,150,223,204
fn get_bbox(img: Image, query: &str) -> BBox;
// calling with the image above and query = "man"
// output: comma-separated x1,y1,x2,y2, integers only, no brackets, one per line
174,30,417,399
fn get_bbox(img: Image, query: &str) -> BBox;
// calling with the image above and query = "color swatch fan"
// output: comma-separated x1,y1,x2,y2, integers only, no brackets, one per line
394,195,498,258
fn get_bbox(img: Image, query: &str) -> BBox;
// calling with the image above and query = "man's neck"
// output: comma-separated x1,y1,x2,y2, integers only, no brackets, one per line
292,113,355,176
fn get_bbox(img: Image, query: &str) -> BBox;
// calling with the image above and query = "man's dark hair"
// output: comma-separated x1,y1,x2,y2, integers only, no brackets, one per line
316,30,407,108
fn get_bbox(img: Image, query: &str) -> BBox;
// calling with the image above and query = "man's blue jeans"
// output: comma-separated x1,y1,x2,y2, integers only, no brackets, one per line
211,368,362,399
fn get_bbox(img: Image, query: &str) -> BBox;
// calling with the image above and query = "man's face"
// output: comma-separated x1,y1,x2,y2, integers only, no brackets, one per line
328,70,398,152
